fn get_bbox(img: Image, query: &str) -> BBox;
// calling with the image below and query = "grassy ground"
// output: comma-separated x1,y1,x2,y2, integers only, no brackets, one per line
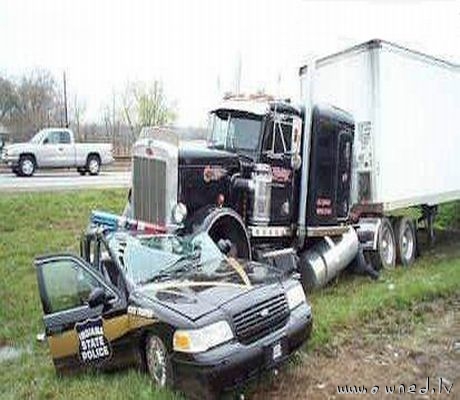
0,191,459,399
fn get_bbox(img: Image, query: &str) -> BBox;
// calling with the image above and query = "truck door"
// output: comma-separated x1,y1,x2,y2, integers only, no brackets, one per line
38,131,74,168
260,114,297,225
56,130,75,167
35,254,126,374
37,131,59,167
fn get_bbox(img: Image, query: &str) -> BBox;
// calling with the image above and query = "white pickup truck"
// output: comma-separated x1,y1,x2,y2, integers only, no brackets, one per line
1,128,114,177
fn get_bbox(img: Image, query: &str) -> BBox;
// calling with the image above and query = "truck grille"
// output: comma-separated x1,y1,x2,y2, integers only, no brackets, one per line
132,156,167,224
232,293,289,345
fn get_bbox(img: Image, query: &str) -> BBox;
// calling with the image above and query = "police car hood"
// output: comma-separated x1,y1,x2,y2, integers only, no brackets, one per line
134,261,285,321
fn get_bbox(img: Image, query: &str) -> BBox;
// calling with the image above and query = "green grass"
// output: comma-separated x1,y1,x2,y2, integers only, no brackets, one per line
437,201,460,230
0,191,459,399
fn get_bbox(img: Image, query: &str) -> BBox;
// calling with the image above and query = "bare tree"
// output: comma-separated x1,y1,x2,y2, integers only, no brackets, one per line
70,94,86,140
121,80,176,138
1,69,63,140
102,90,121,141
0,76,19,123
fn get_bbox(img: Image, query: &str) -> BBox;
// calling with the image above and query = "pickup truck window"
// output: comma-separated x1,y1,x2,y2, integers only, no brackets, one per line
45,131,71,145
60,131,71,144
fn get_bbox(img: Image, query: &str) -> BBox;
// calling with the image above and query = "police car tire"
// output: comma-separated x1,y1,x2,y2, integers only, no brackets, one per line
145,334,173,389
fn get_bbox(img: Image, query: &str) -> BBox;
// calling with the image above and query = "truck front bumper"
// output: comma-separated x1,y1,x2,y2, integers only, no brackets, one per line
172,302,313,395
1,155,19,168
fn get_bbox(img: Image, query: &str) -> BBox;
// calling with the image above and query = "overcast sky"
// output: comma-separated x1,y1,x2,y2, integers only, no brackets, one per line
1,0,459,126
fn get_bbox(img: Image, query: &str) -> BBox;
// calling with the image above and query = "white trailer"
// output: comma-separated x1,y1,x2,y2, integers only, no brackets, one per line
300,40,460,268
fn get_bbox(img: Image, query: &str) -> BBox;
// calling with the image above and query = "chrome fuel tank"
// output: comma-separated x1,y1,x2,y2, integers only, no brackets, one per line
300,227,359,291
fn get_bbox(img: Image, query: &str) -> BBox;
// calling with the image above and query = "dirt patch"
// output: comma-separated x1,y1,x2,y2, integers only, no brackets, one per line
252,296,459,399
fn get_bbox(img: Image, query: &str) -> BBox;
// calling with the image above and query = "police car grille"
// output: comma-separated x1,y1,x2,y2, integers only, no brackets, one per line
132,156,166,224
232,293,289,344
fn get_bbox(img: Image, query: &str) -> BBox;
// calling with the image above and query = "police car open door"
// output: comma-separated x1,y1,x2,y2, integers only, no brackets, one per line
35,254,126,373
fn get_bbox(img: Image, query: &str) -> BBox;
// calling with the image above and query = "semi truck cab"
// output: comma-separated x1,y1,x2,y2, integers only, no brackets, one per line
127,95,358,293
206,96,354,232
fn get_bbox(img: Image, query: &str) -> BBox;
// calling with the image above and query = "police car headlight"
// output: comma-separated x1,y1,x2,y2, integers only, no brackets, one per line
286,283,306,310
173,320,233,353
172,203,187,224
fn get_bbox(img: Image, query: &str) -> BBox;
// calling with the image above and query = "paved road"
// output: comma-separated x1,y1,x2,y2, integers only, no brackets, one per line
0,171,130,192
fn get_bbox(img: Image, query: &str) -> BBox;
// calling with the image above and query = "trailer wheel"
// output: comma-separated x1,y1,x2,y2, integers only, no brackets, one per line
394,217,417,266
370,217,396,270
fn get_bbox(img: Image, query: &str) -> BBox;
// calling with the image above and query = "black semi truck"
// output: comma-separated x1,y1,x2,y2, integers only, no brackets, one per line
126,40,460,291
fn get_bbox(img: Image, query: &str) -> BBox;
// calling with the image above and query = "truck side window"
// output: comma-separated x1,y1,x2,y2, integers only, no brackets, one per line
60,131,71,144
263,120,284,154
263,117,293,154
279,121,292,153
46,132,61,144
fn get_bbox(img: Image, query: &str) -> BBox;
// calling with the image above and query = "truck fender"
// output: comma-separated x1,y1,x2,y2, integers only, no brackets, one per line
187,206,251,260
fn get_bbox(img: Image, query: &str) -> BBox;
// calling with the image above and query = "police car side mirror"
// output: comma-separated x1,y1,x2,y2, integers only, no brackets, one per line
88,287,107,308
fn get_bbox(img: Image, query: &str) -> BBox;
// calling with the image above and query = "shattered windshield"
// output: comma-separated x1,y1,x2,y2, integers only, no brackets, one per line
109,232,224,285
208,111,262,152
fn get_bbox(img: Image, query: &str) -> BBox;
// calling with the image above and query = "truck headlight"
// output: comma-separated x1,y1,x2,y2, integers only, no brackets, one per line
173,320,233,353
171,203,187,224
286,283,306,310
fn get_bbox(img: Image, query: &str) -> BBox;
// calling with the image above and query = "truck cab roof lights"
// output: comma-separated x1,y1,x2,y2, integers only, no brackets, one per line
90,210,166,234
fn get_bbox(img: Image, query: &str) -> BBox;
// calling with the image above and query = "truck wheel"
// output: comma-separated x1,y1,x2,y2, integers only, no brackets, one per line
18,155,36,177
394,217,417,266
370,217,396,270
145,334,173,389
87,154,100,176
204,209,251,259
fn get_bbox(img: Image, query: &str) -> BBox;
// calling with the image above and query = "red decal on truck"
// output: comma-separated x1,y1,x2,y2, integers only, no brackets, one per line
272,167,291,183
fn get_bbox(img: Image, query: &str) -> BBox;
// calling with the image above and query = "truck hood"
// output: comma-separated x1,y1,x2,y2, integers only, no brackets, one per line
134,260,286,321
3,143,31,154
178,142,240,167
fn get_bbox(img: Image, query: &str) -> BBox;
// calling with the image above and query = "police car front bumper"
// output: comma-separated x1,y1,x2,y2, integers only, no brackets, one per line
172,302,312,395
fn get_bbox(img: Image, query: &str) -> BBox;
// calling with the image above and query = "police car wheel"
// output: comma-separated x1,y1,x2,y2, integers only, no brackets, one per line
145,335,173,388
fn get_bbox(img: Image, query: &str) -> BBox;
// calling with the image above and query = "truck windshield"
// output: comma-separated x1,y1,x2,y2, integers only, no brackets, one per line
30,130,47,144
208,111,262,153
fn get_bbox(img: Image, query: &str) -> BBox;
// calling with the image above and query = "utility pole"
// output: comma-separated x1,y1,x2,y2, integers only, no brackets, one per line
63,71,69,128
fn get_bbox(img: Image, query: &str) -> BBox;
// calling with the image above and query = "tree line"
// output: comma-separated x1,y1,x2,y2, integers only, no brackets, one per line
0,69,178,149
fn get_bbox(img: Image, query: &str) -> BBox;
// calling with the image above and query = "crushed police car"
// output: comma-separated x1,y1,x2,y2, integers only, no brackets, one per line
34,211,313,398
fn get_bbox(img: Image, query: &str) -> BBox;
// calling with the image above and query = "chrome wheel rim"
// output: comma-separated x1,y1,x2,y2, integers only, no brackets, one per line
22,159,34,176
146,337,167,387
401,224,414,263
380,225,395,267
88,159,99,174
